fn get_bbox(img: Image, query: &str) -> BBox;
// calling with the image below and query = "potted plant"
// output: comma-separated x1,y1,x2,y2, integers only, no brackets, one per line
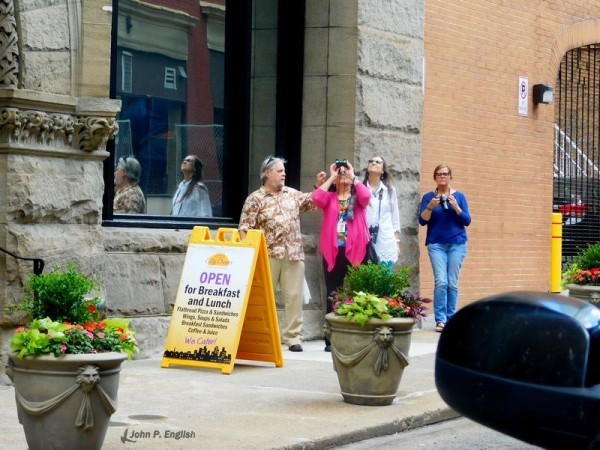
6,263,138,450
563,242,600,306
324,262,431,406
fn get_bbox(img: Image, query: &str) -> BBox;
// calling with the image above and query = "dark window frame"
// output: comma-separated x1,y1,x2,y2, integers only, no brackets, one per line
103,0,245,229
102,0,304,230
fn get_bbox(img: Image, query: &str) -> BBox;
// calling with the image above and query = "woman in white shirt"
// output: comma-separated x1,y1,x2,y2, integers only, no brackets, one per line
172,155,213,217
362,156,401,268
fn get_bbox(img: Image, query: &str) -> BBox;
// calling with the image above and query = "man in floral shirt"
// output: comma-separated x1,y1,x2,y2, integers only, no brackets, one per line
239,156,324,352
113,156,146,214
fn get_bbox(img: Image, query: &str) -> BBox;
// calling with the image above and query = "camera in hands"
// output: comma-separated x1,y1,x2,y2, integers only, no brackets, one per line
440,194,449,211
369,225,379,244
335,159,348,169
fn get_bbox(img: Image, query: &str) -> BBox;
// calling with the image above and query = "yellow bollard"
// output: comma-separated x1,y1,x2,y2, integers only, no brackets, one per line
550,212,562,292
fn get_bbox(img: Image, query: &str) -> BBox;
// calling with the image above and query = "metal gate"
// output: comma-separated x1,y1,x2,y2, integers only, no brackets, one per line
554,44,600,262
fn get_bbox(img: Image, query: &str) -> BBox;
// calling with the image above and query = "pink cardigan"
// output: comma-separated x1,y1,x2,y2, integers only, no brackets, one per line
313,182,371,272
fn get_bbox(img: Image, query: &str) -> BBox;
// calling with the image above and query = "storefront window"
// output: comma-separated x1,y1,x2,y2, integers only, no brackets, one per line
109,0,227,220
106,0,303,226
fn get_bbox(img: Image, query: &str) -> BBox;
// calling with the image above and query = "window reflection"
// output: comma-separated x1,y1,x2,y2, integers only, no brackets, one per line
114,156,146,214
114,0,225,217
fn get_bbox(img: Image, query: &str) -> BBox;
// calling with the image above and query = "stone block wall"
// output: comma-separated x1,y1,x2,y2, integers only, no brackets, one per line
302,0,424,274
356,0,424,270
17,1,74,94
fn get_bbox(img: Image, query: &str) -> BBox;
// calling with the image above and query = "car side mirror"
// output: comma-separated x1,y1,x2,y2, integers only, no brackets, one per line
435,291,600,450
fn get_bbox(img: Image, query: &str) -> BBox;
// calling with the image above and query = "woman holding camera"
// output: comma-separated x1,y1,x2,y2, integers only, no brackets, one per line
419,164,471,333
363,156,401,268
314,159,370,351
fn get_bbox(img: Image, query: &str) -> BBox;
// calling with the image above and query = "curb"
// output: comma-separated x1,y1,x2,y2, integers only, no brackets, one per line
277,407,460,450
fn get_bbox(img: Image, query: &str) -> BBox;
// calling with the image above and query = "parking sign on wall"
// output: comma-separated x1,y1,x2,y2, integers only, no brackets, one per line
518,76,528,116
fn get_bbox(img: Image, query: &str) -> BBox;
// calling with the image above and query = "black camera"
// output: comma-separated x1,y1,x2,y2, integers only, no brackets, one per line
440,194,449,211
335,159,348,169
369,225,379,244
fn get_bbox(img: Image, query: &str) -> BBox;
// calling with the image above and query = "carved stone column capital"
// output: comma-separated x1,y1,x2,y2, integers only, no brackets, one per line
0,106,118,153
74,116,118,152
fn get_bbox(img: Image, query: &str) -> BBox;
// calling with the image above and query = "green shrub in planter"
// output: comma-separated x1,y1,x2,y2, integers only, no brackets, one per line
21,262,99,323
562,242,600,287
341,261,410,298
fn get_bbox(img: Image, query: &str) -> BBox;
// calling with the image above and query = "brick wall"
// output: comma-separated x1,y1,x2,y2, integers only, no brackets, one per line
421,1,600,306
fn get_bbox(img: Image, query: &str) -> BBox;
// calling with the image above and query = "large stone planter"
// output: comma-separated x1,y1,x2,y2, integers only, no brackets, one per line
567,284,600,307
324,313,415,406
7,352,127,450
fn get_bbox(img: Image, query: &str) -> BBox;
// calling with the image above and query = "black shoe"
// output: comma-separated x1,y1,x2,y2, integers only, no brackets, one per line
324,345,331,352
289,344,303,352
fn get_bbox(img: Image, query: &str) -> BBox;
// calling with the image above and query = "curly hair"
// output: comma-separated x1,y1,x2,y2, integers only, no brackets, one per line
260,155,287,184
117,156,142,184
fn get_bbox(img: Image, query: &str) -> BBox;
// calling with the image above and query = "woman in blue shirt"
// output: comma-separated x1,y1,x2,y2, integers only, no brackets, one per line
419,164,471,332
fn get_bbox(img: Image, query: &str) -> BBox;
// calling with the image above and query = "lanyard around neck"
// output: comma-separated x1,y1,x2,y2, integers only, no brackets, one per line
376,189,382,222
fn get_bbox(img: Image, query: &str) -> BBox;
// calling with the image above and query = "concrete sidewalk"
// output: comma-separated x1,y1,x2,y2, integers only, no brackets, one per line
0,326,457,450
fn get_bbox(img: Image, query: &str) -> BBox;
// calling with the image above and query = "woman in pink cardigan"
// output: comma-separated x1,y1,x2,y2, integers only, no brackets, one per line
313,160,371,351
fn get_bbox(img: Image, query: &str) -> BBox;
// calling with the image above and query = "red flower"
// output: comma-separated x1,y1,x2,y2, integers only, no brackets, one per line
568,267,600,285
387,299,401,308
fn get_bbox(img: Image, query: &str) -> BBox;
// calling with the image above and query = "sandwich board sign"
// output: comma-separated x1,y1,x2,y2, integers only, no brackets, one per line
161,227,283,374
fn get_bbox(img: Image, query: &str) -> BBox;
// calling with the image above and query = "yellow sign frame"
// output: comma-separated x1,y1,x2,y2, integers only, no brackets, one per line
161,227,283,374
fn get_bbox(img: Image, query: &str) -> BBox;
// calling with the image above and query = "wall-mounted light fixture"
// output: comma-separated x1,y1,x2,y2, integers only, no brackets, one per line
533,84,553,104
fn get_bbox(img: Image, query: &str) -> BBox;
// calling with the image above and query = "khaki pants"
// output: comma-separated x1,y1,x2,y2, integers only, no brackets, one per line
269,253,304,347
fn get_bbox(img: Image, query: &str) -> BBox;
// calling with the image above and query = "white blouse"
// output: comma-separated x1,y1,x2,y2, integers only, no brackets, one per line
365,182,401,263
172,180,213,217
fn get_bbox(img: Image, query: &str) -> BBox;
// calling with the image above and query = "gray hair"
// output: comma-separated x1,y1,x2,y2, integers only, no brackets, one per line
118,156,141,184
260,155,286,184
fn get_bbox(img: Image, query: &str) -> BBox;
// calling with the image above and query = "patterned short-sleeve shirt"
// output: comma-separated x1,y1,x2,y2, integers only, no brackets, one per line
113,184,146,214
239,186,315,260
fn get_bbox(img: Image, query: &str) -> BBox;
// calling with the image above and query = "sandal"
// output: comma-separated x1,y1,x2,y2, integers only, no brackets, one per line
435,322,445,332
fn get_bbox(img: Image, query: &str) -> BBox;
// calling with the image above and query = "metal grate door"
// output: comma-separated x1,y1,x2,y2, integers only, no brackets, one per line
554,44,600,262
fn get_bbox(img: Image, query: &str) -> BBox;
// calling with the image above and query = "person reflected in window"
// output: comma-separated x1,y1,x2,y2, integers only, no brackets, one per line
172,155,213,217
113,156,146,214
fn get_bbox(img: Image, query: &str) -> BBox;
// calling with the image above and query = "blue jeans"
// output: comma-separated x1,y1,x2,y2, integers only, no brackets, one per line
427,243,467,324
380,260,394,271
